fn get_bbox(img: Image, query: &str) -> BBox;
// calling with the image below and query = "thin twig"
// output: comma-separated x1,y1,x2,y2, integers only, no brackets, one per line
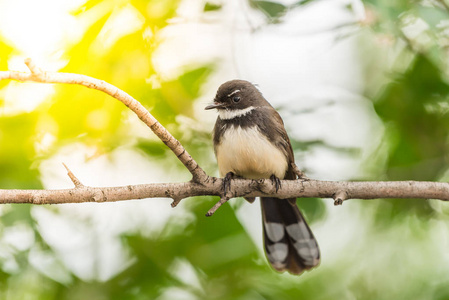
206,197,230,216
24,58,43,75
0,59,208,183
62,163,84,188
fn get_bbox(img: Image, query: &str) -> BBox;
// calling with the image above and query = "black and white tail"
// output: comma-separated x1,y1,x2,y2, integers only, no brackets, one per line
261,197,320,274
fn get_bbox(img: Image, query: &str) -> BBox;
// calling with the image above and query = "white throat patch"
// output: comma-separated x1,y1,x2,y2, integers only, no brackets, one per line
218,106,255,120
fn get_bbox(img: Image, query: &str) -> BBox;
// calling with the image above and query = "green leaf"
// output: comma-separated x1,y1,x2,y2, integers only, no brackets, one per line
250,0,288,21
204,2,222,11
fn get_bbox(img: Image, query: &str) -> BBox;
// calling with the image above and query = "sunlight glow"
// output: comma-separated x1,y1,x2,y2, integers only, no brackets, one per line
0,0,85,62
92,4,145,53
0,0,86,114
0,81,54,116
86,109,110,130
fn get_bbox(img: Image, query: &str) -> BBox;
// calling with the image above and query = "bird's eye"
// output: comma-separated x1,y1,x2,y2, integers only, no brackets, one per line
232,96,241,103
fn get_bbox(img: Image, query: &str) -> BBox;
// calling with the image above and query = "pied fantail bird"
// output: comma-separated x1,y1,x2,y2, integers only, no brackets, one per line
205,80,320,275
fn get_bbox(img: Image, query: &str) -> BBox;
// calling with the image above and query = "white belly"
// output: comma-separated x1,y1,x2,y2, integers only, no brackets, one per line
215,126,288,179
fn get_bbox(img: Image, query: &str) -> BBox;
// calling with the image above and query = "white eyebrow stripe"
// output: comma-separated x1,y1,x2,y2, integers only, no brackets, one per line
227,89,240,97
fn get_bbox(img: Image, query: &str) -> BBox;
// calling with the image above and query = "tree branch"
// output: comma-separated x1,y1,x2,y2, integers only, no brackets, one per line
0,59,208,183
0,60,448,215
0,178,448,206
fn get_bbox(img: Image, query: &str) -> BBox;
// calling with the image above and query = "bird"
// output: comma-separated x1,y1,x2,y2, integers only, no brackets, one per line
205,79,320,275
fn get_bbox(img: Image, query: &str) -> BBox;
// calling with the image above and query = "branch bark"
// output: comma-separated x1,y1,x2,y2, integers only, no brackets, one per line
0,59,448,215
0,178,448,205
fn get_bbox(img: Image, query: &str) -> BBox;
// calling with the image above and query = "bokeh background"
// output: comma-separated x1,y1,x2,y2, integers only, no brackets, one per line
1,0,449,299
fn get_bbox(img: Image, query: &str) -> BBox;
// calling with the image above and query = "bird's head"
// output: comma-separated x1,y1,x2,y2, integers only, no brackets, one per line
205,80,267,112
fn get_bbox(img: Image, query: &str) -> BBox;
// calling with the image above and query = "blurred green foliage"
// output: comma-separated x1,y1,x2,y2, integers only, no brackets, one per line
1,0,449,299
360,0,449,222
249,0,314,23
0,114,41,189
373,55,449,219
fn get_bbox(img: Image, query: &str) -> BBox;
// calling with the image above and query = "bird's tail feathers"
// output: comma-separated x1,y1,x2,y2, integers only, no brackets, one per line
261,197,320,275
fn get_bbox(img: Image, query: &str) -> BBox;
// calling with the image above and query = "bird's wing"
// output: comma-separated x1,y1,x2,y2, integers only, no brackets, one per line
258,107,296,180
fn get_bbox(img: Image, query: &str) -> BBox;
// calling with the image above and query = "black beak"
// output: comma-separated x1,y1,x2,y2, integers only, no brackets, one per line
205,102,226,110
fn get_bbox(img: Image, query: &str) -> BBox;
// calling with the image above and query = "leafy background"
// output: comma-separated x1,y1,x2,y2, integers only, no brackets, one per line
1,0,449,299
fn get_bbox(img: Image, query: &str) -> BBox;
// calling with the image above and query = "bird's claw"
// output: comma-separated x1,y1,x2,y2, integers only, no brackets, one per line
270,175,281,193
223,172,234,194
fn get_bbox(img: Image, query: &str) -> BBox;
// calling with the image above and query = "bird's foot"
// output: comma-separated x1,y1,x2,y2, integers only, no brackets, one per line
270,174,281,193
223,172,234,194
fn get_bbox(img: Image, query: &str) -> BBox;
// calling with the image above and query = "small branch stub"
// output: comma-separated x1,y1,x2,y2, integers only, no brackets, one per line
62,163,84,188
171,198,182,208
333,190,347,206
206,197,230,217
24,58,43,75
92,190,106,202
